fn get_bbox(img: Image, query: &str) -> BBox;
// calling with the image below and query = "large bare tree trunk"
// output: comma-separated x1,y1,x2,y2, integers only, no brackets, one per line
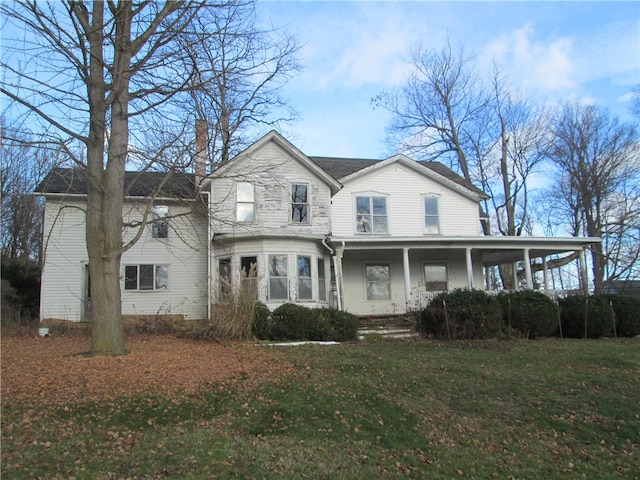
85,1,129,355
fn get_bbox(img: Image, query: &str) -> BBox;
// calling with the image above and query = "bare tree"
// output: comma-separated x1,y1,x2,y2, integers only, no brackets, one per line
373,40,487,182
180,0,300,166
1,1,217,355
544,102,640,291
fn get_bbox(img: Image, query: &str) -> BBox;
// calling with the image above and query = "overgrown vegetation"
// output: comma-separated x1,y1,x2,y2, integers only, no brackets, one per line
0,256,40,326
2,335,638,479
558,294,640,339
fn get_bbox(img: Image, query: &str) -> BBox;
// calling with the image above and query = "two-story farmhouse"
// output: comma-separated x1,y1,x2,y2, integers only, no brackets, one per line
36,129,599,323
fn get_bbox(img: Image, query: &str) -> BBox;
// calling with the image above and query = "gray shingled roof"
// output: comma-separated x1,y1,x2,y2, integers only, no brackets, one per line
309,156,486,197
35,168,197,198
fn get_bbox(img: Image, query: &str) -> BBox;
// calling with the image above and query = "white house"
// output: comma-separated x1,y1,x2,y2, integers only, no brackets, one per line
36,130,600,322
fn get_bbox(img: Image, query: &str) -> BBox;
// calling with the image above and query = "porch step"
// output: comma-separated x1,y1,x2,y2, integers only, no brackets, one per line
357,315,419,340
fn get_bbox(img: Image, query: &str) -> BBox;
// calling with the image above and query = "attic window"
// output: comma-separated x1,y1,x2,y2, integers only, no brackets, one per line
151,205,169,239
423,196,440,234
236,182,255,223
291,183,309,223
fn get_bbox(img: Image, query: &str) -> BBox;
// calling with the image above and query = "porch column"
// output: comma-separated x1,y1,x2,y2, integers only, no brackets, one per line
523,248,533,289
333,244,345,310
578,248,588,294
402,248,411,307
543,257,549,291
465,248,474,289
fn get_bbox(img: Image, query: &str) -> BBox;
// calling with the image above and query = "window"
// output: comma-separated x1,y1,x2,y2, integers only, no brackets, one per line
240,256,258,300
318,258,326,302
124,264,168,291
356,196,387,234
151,205,169,239
297,255,312,300
424,264,447,291
365,264,391,300
236,182,255,222
291,183,309,223
219,258,232,302
269,255,288,300
424,196,440,234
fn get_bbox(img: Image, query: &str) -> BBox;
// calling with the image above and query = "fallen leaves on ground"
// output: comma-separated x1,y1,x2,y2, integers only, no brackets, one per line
1,332,295,406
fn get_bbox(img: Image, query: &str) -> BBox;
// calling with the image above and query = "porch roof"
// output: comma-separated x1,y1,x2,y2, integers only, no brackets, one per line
328,235,601,266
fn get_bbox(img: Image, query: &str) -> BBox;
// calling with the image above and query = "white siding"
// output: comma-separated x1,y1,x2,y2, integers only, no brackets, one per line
41,198,207,322
331,162,481,237
210,142,332,237
340,248,484,316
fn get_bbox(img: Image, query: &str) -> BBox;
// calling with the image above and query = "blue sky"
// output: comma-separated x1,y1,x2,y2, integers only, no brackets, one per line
256,1,640,159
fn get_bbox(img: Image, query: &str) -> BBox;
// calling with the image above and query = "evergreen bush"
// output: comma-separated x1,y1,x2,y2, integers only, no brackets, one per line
558,295,612,338
418,289,503,340
328,309,359,341
598,294,640,338
252,302,271,340
269,303,312,340
497,290,557,338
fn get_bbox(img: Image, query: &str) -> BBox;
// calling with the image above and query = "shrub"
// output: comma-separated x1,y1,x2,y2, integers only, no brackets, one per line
497,291,558,338
269,303,312,341
598,294,640,338
308,308,335,341
252,302,271,340
558,295,613,338
328,309,359,342
419,289,503,340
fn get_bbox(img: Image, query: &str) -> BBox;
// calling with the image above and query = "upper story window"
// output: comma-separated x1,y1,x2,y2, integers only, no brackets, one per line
356,195,388,234
423,196,440,234
151,205,169,239
236,182,255,223
291,183,309,223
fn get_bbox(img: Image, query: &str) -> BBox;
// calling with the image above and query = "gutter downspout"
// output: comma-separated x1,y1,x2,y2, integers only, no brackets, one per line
322,236,342,310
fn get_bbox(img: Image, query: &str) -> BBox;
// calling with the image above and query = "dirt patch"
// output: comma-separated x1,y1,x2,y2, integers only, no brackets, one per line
1,332,295,407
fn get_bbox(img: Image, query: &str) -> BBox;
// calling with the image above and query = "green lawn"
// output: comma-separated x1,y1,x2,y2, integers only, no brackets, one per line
3,338,639,479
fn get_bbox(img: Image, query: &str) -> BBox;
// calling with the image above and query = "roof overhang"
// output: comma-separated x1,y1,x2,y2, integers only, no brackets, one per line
329,235,601,265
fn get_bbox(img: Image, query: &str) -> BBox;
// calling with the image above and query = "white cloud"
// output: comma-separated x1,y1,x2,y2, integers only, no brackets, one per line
482,24,577,93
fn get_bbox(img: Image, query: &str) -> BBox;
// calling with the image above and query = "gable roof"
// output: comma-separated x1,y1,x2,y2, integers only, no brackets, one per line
310,155,487,198
35,168,197,199
211,131,342,195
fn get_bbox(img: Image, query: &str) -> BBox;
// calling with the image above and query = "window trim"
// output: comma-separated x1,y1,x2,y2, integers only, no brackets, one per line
124,264,169,291
290,182,310,224
236,182,255,223
354,193,389,235
422,194,441,235
364,262,391,301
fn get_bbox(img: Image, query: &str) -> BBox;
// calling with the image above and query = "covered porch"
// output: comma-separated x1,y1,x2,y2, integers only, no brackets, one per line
329,235,601,315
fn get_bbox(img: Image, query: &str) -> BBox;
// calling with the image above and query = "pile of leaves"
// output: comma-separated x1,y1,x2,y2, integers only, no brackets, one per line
1,331,295,406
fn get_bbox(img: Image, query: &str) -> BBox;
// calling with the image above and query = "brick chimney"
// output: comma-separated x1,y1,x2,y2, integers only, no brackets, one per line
195,119,207,188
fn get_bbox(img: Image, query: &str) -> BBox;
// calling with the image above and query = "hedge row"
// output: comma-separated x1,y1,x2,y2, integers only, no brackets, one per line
253,303,359,342
418,289,640,340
